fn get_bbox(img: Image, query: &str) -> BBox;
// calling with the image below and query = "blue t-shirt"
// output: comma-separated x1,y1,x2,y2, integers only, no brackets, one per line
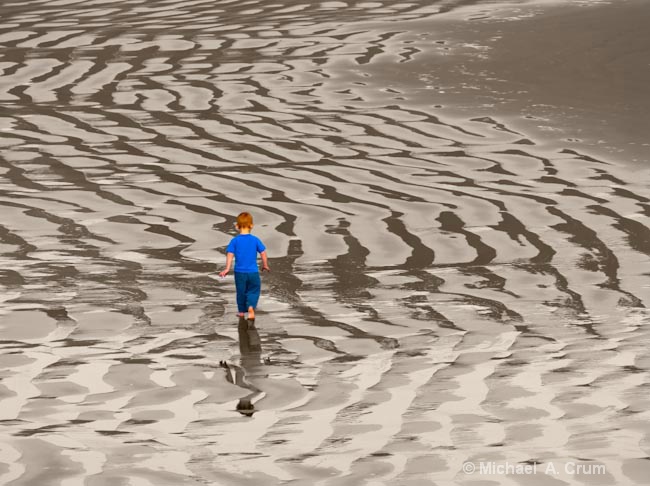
226,234,266,273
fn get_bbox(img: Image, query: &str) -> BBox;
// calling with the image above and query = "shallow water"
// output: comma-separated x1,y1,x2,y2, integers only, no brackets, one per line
1,0,649,485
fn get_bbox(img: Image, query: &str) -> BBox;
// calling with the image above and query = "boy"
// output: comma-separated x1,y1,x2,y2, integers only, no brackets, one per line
219,212,270,320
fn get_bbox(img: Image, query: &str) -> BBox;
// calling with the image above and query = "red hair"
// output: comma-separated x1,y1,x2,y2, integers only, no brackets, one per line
236,212,253,229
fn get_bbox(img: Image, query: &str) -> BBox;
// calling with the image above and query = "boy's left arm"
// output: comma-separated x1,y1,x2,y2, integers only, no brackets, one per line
219,252,234,277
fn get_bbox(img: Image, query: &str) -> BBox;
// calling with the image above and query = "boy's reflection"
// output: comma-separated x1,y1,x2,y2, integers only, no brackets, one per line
220,316,265,416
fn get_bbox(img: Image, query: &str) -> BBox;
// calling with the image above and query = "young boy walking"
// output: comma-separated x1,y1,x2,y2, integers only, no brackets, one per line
219,212,270,320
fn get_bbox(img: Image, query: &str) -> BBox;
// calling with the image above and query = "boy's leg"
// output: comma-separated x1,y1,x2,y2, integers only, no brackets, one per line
234,272,247,315
245,272,261,319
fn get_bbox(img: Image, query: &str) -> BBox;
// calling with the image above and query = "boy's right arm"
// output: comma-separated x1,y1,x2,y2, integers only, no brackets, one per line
219,253,234,277
260,250,270,272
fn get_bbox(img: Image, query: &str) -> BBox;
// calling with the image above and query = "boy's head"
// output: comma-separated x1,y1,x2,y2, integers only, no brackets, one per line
236,211,253,230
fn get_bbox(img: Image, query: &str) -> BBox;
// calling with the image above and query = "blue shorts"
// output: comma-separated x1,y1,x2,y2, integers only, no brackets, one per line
234,272,261,313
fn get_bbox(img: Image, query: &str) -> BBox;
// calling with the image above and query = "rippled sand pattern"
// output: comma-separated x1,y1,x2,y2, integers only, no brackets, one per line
1,0,649,485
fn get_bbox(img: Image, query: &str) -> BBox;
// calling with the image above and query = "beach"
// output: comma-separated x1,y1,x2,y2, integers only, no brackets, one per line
0,0,649,484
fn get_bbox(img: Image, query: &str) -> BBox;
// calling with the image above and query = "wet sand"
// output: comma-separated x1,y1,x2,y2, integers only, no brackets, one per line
1,0,649,485
414,0,650,159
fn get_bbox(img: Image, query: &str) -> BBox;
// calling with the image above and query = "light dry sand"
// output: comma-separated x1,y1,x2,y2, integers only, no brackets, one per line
0,0,649,485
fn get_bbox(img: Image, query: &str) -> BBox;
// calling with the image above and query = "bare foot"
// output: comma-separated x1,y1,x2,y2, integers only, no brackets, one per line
248,306,255,320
